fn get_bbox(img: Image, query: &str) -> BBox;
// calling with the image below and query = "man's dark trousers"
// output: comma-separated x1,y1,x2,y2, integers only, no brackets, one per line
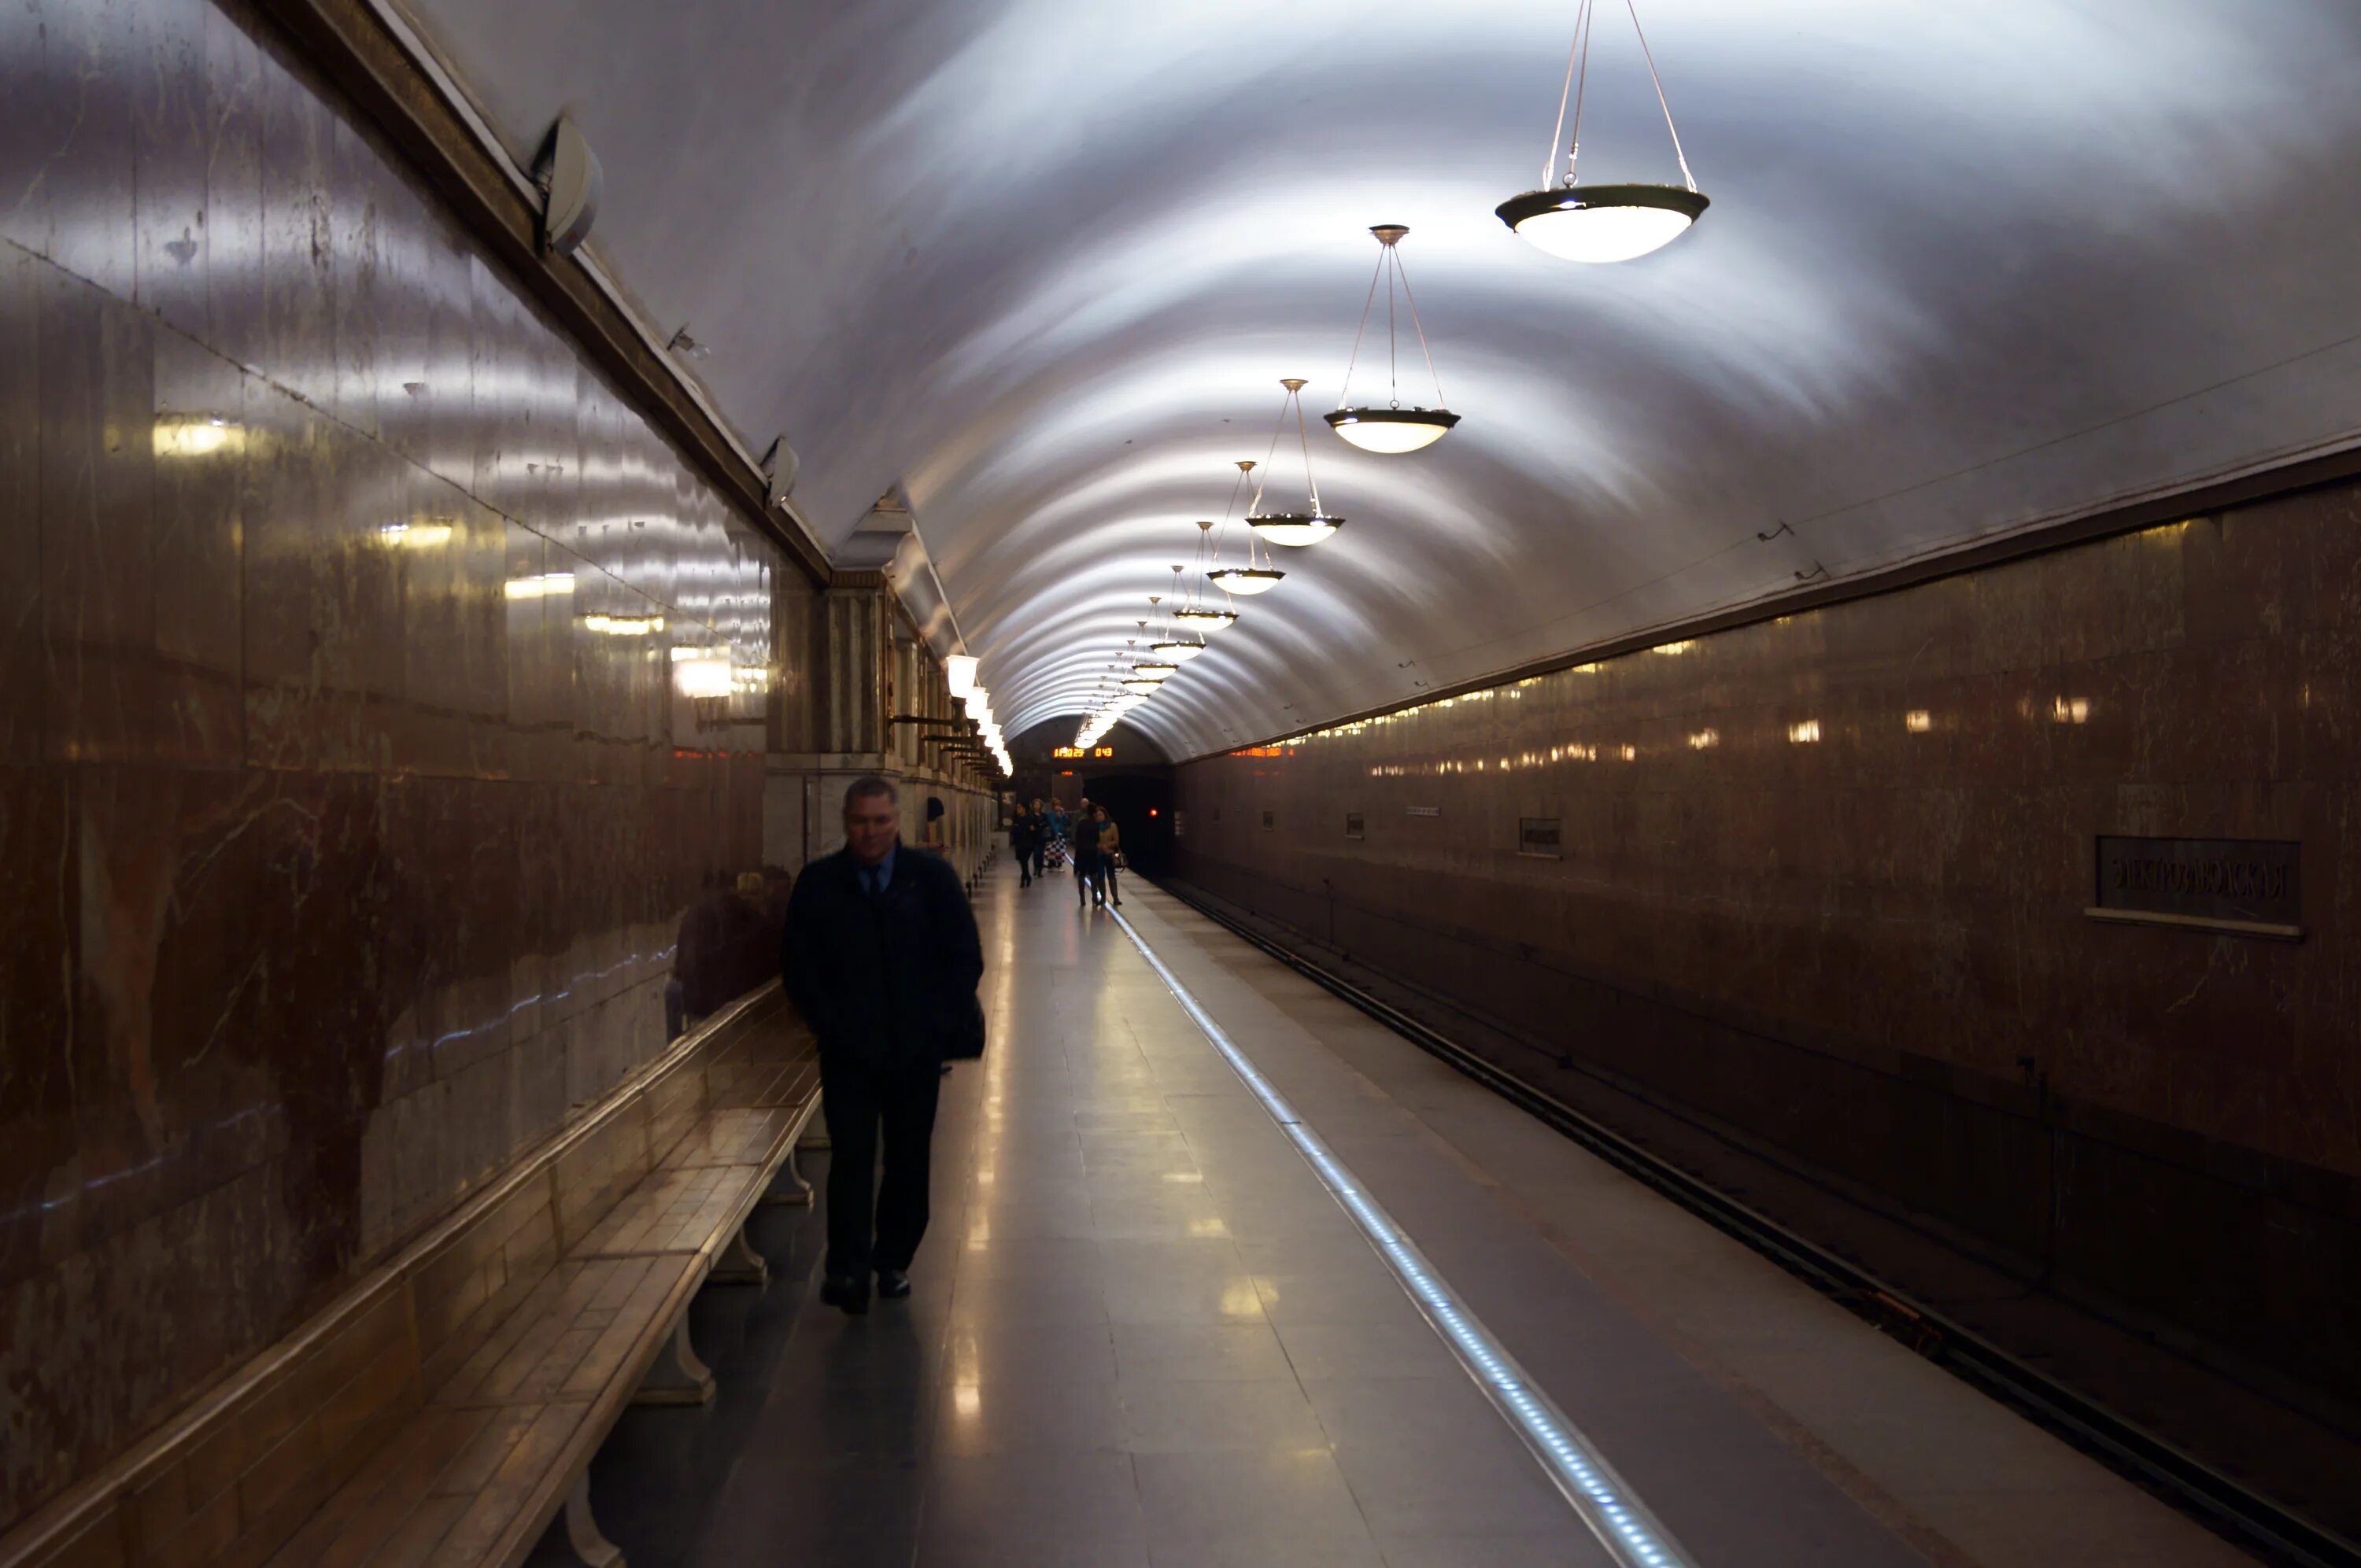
819,1049,942,1279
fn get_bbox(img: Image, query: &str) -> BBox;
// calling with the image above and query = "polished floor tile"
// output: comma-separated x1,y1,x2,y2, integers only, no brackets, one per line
586,865,1970,1568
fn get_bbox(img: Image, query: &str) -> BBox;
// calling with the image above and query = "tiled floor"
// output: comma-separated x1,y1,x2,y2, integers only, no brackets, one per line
586,858,2255,1567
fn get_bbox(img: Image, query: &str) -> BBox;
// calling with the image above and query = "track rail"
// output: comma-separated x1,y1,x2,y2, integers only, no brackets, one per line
1151,876,2361,1568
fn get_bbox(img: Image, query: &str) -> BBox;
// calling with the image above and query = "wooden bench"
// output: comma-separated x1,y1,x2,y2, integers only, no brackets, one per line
0,984,822,1568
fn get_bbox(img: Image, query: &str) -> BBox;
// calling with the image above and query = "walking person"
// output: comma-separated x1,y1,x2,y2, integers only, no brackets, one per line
783,777,985,1315
1027,798,1051,883
1047,799,1070,871
1011,803,1037,887
1092,805,1124,907
1070,797,1099,909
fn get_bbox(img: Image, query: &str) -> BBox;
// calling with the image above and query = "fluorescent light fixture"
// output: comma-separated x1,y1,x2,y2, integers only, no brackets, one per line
504,572,575,600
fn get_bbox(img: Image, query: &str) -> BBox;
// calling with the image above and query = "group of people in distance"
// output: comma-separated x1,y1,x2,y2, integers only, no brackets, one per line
1009,797,1123,908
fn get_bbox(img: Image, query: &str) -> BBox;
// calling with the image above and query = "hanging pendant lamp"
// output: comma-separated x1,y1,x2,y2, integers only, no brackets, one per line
1150,575,1207,662
1326,226,1460,453
1175,522,1242,629
1498,0,1709,264
1247,382,1343,548
1123,621,1178,684
1206,460,1288,594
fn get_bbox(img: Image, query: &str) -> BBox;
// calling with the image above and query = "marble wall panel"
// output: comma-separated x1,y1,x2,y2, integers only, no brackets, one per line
1176,494,2361,1398
0,0,800,1531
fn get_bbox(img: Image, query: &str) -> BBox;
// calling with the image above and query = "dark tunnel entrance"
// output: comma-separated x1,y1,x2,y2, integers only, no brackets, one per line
1073,773,1175,879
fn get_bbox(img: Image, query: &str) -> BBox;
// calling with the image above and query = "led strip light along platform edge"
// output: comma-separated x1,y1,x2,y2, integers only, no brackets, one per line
1110,906,1698,1568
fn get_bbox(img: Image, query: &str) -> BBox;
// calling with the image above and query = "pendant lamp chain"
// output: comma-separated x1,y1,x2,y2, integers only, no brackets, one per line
1251,381,1321,515
1546,0,1697,193
1337,230,1447,413
1217,458,1277,571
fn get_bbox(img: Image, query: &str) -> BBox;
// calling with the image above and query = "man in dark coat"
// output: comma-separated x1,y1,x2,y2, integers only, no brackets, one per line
784,776,985,1314
1069,795,1099,909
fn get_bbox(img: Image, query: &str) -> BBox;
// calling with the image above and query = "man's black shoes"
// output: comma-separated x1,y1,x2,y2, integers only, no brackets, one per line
820,1274,869,1315
876,1267,912,1299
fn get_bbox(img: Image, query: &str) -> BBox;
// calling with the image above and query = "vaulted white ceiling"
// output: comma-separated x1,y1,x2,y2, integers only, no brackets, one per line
402,0,2361,757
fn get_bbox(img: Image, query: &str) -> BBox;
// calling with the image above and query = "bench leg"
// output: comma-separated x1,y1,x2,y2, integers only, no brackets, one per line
632,1317,715,1407
760,1146,814,1207
796,1101,830,1153
708,1221,768,1286
538,1475,625,1568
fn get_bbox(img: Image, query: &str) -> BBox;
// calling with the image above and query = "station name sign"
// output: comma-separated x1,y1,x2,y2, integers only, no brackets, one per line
2087,836,2301,939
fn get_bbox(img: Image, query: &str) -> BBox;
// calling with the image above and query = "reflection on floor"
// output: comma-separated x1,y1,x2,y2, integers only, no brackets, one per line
583,862,2256,1568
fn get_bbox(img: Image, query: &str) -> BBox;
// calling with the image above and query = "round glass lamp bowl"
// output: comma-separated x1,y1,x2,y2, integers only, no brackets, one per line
1495,183,1709,264
1247,512,1343,548
1150,640,1203,662
1121,679,1162,695
1207,567,1285,596
1173,607,1239,631
1130,662,1178,681
1325,407,1460,454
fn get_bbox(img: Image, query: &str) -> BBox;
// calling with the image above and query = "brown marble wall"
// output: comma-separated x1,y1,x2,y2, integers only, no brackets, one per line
1173,487,2361,1398
0,0,793,1529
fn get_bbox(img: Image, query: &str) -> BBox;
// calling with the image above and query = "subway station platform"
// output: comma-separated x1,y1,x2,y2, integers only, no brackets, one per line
583,860,2253,1568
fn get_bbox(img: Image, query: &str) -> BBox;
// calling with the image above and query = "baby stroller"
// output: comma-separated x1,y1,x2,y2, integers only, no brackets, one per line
1042,834,1070,871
